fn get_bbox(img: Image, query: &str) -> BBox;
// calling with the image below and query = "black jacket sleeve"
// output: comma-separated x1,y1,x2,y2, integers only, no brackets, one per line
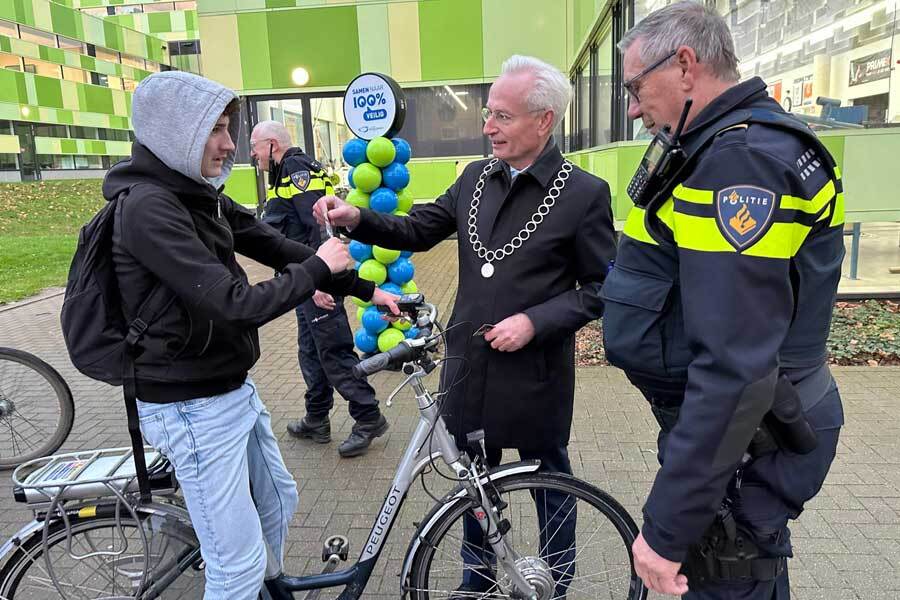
223,198,374,300
120,186,358,328
522,178,616,344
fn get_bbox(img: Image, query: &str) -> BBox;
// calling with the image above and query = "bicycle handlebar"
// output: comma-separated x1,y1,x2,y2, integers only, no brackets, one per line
352,299,439,378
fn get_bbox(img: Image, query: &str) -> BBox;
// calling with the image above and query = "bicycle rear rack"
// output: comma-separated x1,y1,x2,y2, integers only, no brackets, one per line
11,446,176,509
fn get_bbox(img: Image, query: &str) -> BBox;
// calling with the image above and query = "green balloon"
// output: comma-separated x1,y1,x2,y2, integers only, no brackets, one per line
352,295,373,308
346,188,370,209
356,307,366,322
391,316,412,331
401,280,418,294
378,328,405,352
358,259,387,285
366,137,396,168
352,163,382,193
373,245,401,265
396,188,414,213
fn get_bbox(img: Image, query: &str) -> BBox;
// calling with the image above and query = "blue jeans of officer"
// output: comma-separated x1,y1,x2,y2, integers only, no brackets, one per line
460,446,576,597
296,297,380,422
646,390,841,600
137,378,299,600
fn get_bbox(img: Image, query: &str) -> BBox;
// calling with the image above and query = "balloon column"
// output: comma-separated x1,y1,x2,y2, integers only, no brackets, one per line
342,136,420,355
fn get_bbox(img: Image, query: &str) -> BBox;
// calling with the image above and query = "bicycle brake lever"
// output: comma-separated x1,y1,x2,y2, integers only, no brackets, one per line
386,371,417,407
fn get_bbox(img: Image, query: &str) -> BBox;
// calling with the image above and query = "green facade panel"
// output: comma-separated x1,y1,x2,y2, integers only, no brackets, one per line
34,75,64,109
60,138,77,153
418,0,483,81
147,11,172,34
49,1,81,39
237,11,271,89
265,7,360,88
82,84,114,114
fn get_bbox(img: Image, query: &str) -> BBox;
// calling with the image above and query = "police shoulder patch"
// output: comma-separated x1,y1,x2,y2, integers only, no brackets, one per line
290,170,311,191
715,185,776,251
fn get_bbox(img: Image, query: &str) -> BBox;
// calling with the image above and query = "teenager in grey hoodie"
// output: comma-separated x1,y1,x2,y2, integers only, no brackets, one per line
107,71,398,598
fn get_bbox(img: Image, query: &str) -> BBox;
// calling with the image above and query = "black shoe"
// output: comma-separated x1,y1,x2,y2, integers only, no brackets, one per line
448,568,496,599
338,415,389,457
287,416,331,443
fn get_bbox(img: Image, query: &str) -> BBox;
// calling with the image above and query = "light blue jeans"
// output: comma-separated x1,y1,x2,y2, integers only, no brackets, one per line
137,378,298,599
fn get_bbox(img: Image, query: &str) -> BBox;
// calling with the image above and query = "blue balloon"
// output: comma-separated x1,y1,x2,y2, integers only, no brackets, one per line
405,327,420,339
391,138,411,164
348,166,356,189
354,329,378,353
342,138,368,167
382,162,410,191
369,187,398,213
361,307,388,335
354,260,361,270
387,258,415,285
380,282,403,296
400,250,413,258
349,240,373,262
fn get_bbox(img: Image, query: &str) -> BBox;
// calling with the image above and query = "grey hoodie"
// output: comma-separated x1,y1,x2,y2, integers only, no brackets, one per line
131,71,239,190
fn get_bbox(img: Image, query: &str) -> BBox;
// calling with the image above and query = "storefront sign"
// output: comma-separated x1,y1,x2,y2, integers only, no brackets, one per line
343,73,406,140
849,49,892,86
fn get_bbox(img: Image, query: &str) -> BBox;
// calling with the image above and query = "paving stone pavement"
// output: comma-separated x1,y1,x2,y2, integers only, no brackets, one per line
1,239,900,599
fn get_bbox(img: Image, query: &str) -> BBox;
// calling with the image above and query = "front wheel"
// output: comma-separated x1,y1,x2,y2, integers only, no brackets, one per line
406,472,647,600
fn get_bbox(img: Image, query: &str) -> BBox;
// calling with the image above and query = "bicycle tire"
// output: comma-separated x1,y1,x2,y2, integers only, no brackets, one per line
0,347,75,469
405,471,648,600
0,508,203,599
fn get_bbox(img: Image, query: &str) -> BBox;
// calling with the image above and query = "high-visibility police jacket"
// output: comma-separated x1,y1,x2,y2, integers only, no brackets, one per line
601,77,845,561
264,147,333,248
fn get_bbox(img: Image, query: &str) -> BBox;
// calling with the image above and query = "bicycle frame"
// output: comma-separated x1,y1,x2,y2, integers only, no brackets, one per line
265,363,539,600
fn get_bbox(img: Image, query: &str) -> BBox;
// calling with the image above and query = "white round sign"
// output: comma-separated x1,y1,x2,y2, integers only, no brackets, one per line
343,73,405,140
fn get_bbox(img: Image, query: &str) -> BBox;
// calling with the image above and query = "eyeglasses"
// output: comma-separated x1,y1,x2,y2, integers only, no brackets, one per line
249,138,273,149
623,49,677,103
481,107,546,125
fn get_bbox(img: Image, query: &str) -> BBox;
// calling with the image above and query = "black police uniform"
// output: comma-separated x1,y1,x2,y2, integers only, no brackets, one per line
601,77,845,598
263,148,381,426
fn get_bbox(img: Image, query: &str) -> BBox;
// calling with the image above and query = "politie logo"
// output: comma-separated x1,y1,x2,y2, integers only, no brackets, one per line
716,185,776,250
290,170,310,192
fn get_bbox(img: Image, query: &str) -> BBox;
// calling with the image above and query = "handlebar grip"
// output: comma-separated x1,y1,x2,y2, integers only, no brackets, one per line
352,341,417,378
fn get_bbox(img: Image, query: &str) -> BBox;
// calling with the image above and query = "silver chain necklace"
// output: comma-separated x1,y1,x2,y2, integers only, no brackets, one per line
468,158,573,278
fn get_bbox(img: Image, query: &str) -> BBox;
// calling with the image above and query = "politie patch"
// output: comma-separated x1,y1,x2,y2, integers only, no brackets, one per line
290,170,310,192
716,185,776,250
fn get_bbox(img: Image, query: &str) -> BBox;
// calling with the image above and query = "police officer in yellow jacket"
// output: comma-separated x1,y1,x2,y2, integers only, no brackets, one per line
250,121,389,458
603,4,844,598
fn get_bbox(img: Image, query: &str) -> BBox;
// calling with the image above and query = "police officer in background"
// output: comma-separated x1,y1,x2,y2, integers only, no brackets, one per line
602,3,844,598
250,121,389,458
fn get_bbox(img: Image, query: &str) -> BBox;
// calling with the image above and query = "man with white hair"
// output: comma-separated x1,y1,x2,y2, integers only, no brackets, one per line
315,55,616,597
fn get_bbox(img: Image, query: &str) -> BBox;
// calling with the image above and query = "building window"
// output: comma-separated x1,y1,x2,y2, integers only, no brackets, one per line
95,73,124,90
81,7,109,17
57,36,85,53
71,126,100,140
37,154,75,170
18,25,56,48
22,57,62,79
0,20,17,39
594,25,614,147
62,66,88,83
121,53,145,70
174,1,197,9
144,60,161,73
401,84,488,157
118,5,144,15
123,78,138,92
95,47,120,65
74,155,104,169
0,154,17,170
0,52,22,71
33,123,69,138
145,2,176,12
169,40,201,56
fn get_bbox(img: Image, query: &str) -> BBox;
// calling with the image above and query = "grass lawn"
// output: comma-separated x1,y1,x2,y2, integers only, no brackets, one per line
0,180,104,304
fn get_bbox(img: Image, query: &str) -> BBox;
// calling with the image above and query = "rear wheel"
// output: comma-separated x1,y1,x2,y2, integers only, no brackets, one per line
0,348,75,469
406,472,647,600
0,507,204,599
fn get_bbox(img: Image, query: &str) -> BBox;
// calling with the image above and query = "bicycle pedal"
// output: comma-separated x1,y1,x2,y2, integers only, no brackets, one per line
322,534,350,563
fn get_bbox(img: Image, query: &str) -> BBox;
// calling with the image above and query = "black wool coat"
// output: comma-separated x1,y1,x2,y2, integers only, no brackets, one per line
351,140,616,449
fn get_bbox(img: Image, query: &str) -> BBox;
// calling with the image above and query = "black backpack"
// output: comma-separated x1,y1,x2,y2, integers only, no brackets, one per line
60,187,174,502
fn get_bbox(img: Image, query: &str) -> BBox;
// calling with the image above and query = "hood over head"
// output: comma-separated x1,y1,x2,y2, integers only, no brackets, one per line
130,71,240,190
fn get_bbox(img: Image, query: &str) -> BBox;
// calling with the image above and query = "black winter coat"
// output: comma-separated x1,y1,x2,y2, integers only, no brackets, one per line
351,140,616,449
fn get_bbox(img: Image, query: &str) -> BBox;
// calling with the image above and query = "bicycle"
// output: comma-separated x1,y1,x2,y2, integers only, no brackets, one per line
0,297,647,599
0,348,75,470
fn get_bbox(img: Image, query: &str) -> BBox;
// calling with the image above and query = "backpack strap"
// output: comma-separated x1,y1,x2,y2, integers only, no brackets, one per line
123,284,176,503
